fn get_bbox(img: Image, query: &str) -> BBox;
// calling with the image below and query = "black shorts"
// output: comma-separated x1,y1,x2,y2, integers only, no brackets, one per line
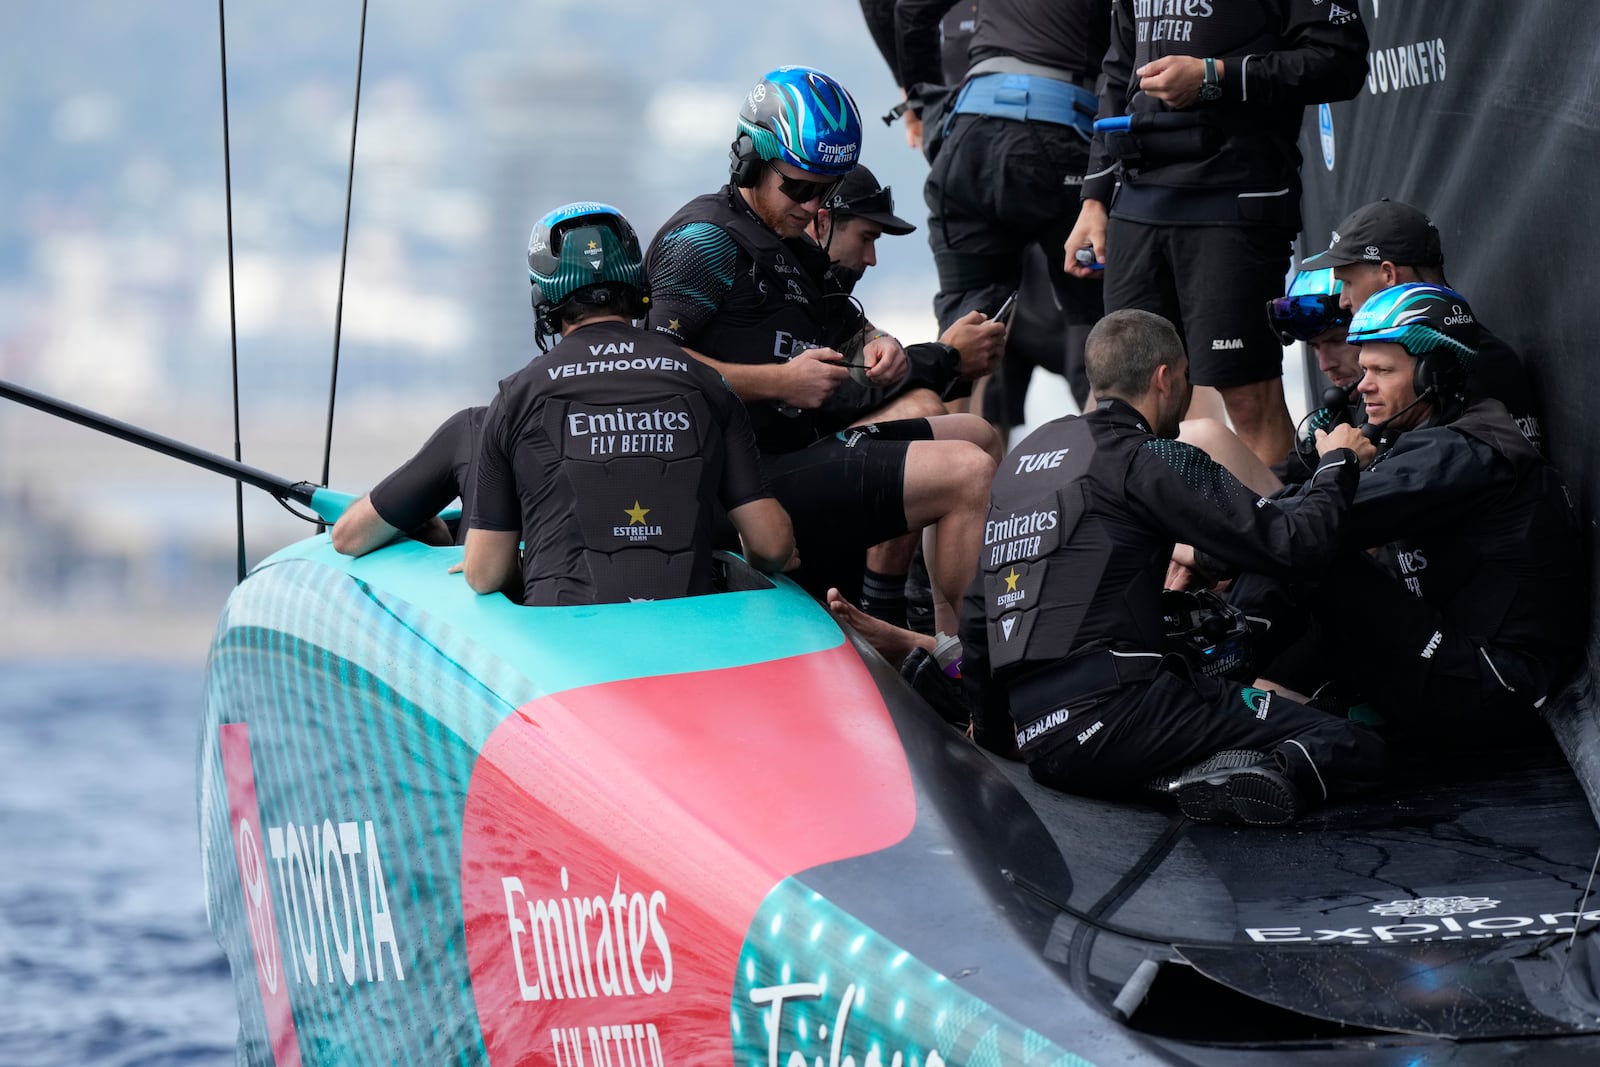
1104,218,1293,389
764,418,933,598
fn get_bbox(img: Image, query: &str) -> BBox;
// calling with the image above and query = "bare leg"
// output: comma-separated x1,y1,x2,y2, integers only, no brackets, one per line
1185,384,1228,423
1218,379,1293,468
1178,417,1283,497
827,588,936,664
854,395,999,617
902,437,996,633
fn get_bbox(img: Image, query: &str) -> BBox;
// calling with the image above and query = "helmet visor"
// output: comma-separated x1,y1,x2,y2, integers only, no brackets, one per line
1266,293,1349,344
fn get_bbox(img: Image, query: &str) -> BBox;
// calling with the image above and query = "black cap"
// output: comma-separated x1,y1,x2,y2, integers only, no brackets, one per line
1301,198,1444,269
822,164,916,235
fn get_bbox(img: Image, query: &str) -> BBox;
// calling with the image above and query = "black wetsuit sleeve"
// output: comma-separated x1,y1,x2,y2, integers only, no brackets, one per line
895,0,961,95
1329,432,1504,551
368,407,475,532
710,376,772,510
470,395,521,534
643,222,739,346
1082,0,1136,205
1133,439,1358,580
1223,1,1369,108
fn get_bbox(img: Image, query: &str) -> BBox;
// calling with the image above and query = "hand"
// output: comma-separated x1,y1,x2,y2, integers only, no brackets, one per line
1166,543,1198,590
904,108,924,151
1315,423,1377,469
781,346,850,408
1136,55,1210,109
862,333,909,385
1064,200,1108,278
939,310,1006,380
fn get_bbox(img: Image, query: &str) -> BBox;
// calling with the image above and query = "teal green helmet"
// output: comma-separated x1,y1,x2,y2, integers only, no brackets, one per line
1346,283,1477,362
1346,283,1478,396
526,202,648,318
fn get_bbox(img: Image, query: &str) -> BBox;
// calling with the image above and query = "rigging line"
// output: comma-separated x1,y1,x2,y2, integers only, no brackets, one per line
1560,839,1600,983
215,0,247,583
317,0,371,523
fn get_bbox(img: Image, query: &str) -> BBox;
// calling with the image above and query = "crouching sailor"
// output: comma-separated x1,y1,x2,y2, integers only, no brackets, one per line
464,202,795,605
960,309,1387,825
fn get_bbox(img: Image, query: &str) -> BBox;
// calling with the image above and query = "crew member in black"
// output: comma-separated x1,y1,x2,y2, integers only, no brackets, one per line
812,164,1006,409
1302,198,1544,452
331,406,487,557
960,308,1386,826
1065,0,1369,468
645,66,995,633
464,203,793,606
897,0,1110,429
1243,285,1584,735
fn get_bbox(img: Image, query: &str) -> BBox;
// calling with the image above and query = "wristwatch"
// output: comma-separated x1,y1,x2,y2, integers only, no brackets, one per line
1198,57,1223,103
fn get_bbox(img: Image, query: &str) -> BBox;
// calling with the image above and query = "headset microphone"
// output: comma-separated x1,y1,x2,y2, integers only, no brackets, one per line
1319,382,1358,427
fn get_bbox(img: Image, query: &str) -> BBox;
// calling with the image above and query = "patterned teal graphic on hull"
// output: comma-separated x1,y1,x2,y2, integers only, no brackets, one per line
203,626,495,1064
732,880,1096,1066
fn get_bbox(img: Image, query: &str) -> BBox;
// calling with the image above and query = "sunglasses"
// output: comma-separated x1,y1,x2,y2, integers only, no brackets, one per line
825,184,895,217
768,163,840,205
1265,293,1350,344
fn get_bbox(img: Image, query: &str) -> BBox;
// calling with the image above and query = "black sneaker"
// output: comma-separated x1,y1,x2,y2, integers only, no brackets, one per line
1174,758,1302,827
1144,749,1266,797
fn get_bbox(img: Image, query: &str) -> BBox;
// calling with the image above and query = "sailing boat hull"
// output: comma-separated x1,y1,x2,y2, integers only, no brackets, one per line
199,536,1600,1064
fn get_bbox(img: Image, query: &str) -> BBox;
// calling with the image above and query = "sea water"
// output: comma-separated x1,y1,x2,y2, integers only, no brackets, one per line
0,661,237,1066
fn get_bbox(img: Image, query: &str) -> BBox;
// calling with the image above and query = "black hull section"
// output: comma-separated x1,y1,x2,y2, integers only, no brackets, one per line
806,632,1600,1061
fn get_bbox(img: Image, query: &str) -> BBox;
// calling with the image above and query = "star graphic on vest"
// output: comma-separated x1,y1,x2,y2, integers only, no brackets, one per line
667,318,681,332
625,500,651,525
587,240,599,250
1005,568,1020,592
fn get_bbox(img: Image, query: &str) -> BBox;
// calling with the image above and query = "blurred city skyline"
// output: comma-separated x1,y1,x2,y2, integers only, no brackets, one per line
0,1,961,658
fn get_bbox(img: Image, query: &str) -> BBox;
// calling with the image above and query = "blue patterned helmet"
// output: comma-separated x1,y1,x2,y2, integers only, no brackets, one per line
1346,283,1477,362
1347,283,1478,397
1266,268,1350,344
736,66,862,178
526,202,647,314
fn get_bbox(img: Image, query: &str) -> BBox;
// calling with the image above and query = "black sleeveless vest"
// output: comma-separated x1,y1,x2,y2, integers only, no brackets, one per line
649,187,865,453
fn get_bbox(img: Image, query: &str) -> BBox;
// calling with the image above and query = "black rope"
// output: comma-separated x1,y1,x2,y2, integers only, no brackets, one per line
317,0,370,522
215,0,246,583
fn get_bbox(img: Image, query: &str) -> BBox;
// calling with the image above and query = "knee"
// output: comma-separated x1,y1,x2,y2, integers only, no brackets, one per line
937,412,1005,463
897,388,948,421
945,442,997,509
1218,381,1287,426
1177,417,1230,455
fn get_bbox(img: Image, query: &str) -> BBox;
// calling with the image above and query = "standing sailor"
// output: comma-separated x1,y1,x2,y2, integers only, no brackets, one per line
1065,0,1370,467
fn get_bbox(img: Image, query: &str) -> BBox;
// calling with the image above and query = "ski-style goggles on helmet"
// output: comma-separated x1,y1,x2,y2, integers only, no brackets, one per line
1266,293,1350,345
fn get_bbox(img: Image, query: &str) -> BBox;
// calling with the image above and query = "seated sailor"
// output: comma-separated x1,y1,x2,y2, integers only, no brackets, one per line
463,202,795,605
